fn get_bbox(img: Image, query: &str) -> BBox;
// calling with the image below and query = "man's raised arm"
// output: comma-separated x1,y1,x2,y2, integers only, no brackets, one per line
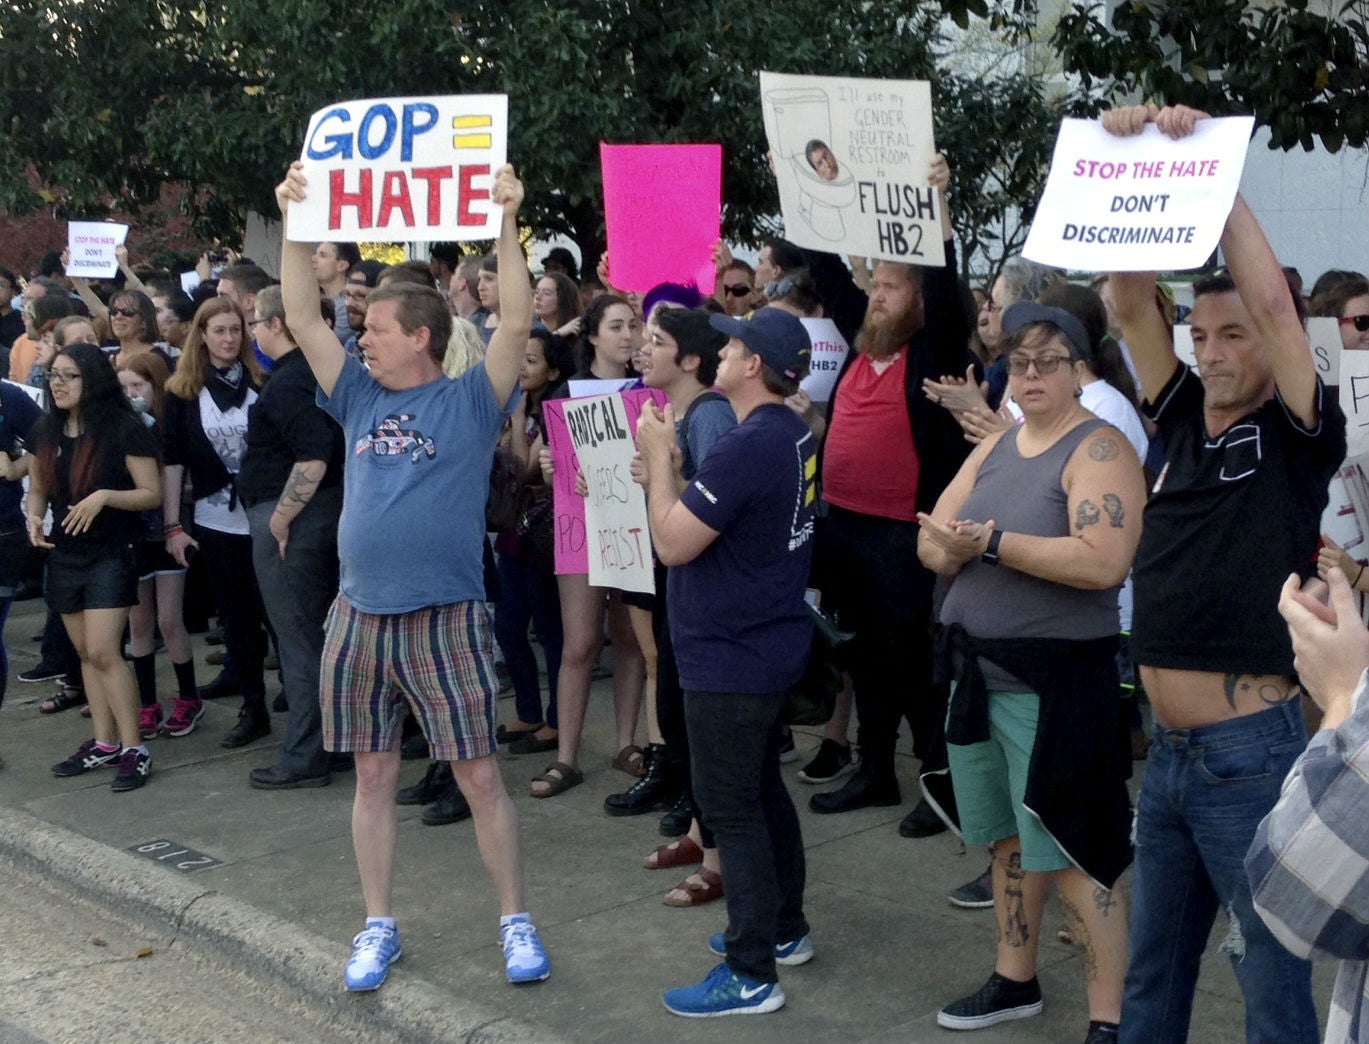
275,162,345,397
1099,105,1181,403
483,165,531,408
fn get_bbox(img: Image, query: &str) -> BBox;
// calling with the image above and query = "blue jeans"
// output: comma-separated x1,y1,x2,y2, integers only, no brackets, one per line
1120,701,1317,1044
493,553,562,730
685,688,808,983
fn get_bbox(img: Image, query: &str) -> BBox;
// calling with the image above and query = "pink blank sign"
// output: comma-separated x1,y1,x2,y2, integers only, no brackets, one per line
601,143,721,295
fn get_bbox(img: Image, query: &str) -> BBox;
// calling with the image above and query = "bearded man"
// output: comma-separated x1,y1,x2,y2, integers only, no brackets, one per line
807,154,975,832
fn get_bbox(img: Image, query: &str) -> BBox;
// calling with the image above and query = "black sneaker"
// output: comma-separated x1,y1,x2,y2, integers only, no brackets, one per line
947,866,995,909
937,972,1043,1030
899,797,948,838
197,672,242,701
797,739,857,784
397,761,453,805
19,664,65,684
421,782,471,825
111,748,152,792
1084,1020,1120,1044
52,739,122,777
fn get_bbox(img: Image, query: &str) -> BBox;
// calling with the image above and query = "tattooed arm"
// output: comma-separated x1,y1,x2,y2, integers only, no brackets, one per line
969,428,1145,590
268,459,326,559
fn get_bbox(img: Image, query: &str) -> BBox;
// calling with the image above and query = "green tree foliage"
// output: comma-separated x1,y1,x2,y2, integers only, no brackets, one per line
0,0,1041,277
1052,0,1369,153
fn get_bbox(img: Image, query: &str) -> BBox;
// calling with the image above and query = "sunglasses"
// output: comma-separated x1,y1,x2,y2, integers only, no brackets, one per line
1340,315,1369,333
1006,354,1072,376
723,284,751,298
110,306,141,318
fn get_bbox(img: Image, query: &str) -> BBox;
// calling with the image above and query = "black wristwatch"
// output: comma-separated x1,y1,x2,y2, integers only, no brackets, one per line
980,529,1003,566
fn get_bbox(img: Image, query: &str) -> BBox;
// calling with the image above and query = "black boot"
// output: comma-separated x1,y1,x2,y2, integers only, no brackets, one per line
397,761,453,805
421,781,471,825
604,744,677,816
659,790,697,837
222,701,271,749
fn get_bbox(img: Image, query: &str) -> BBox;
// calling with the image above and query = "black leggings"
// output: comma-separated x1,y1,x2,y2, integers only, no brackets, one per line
195,526,267,702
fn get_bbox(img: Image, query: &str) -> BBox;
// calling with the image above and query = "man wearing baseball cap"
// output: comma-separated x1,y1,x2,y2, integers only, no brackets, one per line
637,306,818,1017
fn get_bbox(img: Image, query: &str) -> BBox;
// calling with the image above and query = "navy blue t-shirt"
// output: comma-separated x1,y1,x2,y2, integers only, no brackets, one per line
668,403,817,693
0,382,41,528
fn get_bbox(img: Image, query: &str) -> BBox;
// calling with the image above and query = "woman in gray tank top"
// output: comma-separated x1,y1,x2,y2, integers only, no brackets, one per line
915,303,1146,1043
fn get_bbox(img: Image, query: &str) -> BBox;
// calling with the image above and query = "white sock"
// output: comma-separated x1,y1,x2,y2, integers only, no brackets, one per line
366,916,397,930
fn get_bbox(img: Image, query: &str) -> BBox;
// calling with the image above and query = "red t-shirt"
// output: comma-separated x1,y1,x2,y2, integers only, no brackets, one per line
822,352,920,520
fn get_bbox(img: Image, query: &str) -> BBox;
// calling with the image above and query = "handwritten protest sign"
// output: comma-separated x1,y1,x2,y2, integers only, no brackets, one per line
567,378,637,398
601,145,721,294
1024,116,1254,271
799,318,850,403
759,72,943,267
290,95,508,242
543,388,667,584
1341,348,1369,459
66,222,129,279
1308,316,1342,386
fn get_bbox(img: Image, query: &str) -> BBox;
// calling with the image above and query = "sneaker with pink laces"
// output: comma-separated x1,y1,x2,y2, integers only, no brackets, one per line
163,698,205,737
139,704,164,740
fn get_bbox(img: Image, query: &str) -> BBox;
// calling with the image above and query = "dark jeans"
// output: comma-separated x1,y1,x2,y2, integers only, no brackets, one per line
822,505,943,783
655,565,713,846
493,552,562,730
195,526,266,703
685,688,808,983
248,490,341,776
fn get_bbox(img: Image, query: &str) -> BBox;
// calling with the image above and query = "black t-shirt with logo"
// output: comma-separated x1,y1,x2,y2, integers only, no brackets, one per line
1132,363,1346,675
45,410,159,559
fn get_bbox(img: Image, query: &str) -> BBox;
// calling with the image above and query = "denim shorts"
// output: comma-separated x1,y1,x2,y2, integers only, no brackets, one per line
46,542,139,614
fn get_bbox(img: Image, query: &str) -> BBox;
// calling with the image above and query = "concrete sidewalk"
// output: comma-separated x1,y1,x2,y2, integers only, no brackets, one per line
0,596,1330,1043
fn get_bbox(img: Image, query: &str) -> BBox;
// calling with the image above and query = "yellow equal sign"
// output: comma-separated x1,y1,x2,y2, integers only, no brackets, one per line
452,114,492,149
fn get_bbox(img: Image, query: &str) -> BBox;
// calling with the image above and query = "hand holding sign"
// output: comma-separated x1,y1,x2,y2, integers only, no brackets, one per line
491,163,524,217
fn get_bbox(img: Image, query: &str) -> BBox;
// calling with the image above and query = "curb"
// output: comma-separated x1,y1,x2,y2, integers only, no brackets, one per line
0,807,561,1044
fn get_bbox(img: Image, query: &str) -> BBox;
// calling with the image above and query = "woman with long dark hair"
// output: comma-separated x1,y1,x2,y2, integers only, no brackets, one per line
28,343,161,791
161,297,270,748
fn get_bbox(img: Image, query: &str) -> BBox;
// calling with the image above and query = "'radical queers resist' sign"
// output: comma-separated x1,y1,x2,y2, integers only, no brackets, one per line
1024,115,1254,272
289,95,508,242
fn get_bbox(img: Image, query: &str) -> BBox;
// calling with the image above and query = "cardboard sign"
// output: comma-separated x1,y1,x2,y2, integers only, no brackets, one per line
1341,348,1369,459
66,222,128,279
1308,316,1342,386
760,72,943,267
1024,116,1254,271
799,318,850,403
601,144,721,294
567,378,637,398
543,387,667,581
291,95,508,242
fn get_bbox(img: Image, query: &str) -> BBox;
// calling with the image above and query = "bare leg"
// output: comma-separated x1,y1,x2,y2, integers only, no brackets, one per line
352,747,402,917
991,837,1048,983
1055,869,1127,1023
69,608,139,749
626,605,661,745
606,597,644,753
154,572,194,664
451,755,525,915
539,574,606,792
822,674,855,745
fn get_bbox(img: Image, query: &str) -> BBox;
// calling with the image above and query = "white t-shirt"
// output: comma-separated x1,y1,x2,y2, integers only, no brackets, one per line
193,386,256,536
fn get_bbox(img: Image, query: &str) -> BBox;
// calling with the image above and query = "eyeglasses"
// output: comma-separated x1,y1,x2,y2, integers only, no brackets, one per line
1340,315,1369,333
532,287,556,297
46,369,82,384
246,317,268,328
1006,353,1072,376
343,289,370,301
110,306,141,318
723,284,751,298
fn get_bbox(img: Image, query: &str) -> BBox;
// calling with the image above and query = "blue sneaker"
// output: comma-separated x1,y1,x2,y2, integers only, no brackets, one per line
500,919,550,983
708,931,813,966
662,961,786,1017
343,923,402,991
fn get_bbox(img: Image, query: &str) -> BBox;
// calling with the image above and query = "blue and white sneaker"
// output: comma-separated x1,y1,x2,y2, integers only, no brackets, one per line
708,931,813,966
343,922,402,991
500,919,550,983
662,961,786,1017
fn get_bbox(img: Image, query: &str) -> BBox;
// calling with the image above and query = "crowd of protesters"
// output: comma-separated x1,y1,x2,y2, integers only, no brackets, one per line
2,99,1369,1041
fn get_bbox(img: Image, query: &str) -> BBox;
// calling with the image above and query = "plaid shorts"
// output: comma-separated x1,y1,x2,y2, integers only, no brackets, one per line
320,595,498,761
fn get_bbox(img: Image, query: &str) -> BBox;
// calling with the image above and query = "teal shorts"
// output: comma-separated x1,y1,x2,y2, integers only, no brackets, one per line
946,689,1071,872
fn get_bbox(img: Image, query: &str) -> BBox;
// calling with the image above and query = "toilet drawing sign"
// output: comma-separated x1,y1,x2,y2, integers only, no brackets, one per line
289,94,508,242
759,72,943,267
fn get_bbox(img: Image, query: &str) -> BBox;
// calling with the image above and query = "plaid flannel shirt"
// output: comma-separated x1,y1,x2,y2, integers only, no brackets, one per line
1247,669,1369,1044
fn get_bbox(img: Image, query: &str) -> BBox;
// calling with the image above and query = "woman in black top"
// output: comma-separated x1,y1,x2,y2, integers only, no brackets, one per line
27,343,161,791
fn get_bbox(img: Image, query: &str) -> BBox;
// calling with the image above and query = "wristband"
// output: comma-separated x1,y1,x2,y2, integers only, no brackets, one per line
164,524,184,538
981,529,1004,566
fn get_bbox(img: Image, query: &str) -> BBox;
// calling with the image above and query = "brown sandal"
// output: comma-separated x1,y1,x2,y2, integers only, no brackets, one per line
643,835,704,870
612,744,646,777
530,761,583,798
663,866,723,907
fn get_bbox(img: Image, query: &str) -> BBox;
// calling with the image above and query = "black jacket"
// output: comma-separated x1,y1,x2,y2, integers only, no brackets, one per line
161,377,258,508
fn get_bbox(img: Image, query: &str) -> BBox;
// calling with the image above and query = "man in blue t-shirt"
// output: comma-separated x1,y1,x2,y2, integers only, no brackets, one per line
638,307,817,1018
274,162,550,991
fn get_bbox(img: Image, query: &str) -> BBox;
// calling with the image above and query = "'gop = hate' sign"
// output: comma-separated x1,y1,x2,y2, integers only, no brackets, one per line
289,95,508,243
